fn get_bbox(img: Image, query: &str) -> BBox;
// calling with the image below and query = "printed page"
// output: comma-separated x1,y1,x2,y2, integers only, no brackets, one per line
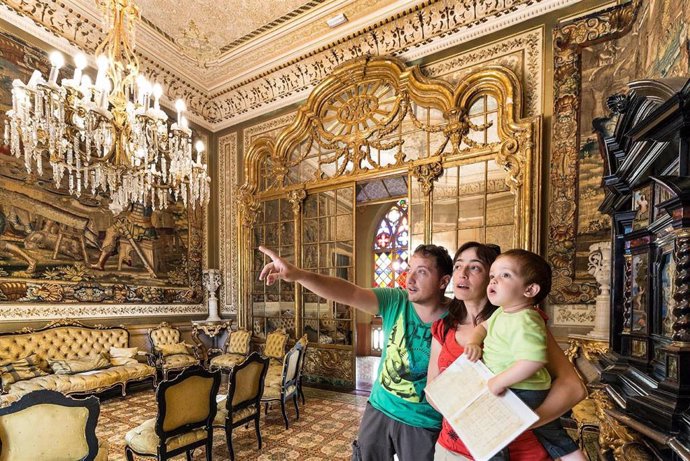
426,356,538,461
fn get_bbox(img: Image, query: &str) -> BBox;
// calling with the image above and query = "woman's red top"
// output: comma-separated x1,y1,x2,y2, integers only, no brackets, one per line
430,319,550,460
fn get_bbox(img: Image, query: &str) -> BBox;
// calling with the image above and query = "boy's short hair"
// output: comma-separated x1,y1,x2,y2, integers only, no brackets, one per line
498,249,552,305
413,244,453,277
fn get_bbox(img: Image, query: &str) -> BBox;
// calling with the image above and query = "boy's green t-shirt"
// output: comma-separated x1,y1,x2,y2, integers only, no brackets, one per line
483,307,551,390
368,288,443,429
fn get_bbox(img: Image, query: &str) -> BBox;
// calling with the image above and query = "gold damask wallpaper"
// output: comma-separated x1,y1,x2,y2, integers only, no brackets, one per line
0,32,205,312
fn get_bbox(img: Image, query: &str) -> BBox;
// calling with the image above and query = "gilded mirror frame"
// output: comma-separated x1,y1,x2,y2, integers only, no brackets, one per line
236,56,541,386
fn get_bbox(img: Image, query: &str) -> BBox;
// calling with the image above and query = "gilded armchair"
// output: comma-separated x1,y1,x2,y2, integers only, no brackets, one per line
147,322,202,381
208,329,252,373
261,342,303,429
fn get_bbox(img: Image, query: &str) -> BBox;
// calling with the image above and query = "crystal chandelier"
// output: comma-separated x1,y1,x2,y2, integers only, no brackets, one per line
3,0,210,214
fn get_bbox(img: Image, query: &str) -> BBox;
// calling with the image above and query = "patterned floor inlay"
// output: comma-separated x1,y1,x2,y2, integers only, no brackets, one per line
98,387,367,460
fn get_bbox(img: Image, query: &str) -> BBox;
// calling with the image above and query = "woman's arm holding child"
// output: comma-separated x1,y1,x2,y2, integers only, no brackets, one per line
531,329,587,428
487,360,544,395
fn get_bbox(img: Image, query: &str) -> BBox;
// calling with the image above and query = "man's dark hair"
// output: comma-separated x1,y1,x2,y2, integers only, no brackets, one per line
412,244,453,277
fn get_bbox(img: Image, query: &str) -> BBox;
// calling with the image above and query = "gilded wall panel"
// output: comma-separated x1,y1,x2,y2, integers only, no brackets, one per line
0,32,206,319
423,27,543,116
304,347,354,388
219,114,299,315
219,132,238,315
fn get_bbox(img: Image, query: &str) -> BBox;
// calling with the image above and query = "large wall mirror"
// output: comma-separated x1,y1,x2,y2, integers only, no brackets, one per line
237,57,541,388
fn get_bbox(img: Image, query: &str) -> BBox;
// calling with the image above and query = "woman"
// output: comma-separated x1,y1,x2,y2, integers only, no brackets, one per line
427,242,586,460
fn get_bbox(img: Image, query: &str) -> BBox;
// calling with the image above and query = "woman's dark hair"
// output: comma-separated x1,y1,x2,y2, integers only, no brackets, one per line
443,241,501,335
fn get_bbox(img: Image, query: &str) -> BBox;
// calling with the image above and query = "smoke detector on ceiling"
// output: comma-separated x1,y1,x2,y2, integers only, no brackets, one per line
327,13,348,28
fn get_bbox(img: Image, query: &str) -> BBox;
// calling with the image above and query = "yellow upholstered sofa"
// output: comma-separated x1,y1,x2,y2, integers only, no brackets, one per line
0,319,155,405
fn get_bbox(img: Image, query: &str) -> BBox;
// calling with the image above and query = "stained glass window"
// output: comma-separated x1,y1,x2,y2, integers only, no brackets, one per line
373,199,409,288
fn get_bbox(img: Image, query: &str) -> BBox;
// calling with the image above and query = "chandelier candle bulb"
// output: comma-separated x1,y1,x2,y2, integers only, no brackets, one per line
95,55,109,89
27,70,43,88
3,0,210,213
152,83,162,110
48,51,64,85
175,99,185,125
73,53,87,84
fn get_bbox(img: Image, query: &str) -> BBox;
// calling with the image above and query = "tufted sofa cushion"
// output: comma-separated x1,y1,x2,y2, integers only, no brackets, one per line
0,322,155,398
49,353,111,375
263,329,288,361
158,343,190,357
149,327,181,348
226,330,251,355
5,362,154,397
0,326,129,364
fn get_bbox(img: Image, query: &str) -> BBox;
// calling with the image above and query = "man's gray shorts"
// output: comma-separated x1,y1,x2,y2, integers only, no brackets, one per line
352,402,440,461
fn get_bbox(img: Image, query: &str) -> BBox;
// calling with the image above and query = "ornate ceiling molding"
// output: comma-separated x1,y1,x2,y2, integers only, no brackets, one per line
0,0,577,130
205,0,576,130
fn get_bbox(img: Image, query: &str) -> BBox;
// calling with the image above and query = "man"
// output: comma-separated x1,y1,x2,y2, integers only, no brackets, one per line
259,243,453,461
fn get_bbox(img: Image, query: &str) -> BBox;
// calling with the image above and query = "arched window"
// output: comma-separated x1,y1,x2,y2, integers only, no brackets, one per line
373,199,409,288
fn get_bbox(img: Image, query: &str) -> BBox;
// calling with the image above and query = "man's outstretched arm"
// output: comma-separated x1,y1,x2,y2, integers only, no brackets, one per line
259,246,379,316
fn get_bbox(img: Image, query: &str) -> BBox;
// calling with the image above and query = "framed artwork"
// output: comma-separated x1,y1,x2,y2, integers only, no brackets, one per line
658,249,677,339
630,252,649,334
632,185,652,231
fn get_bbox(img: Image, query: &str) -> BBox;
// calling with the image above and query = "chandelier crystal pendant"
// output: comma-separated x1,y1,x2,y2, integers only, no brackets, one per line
2,0,210,214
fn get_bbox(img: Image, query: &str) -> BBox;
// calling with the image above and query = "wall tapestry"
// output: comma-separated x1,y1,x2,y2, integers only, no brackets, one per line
0,31,204,308
548,0,689,304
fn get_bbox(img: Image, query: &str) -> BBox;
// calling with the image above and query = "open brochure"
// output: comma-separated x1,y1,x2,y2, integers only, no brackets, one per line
425,355,538,461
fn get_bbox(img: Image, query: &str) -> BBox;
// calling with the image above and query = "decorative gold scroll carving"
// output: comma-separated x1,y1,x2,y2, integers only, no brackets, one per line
412,162,444,196
590,390,654,461
1,0,563,126
548,1,641,303
672,231,690,343
218,132,238,315
304,347,354,384
287,189,307,214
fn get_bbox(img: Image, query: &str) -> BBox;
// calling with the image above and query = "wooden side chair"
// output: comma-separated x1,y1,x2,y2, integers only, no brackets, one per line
261,342,303,429
213,352,269,461
208,329,252,373
0,389,107,460
124,366,220,461
148,322,202,380
296,334,309,405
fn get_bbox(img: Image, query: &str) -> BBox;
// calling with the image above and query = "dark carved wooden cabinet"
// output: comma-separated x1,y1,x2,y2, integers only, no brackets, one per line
593,78,690,459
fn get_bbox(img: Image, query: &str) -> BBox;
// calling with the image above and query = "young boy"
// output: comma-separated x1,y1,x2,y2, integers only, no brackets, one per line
464,249,585,461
